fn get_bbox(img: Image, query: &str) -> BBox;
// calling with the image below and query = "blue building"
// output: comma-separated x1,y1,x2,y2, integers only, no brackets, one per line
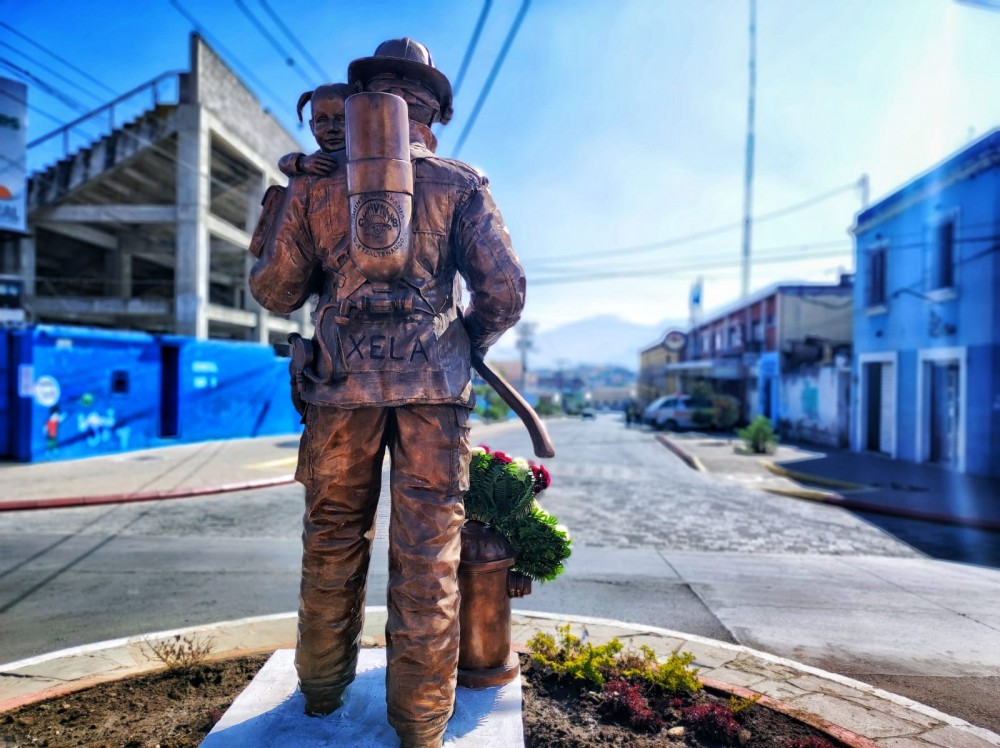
852,129,1000,477
0,325,300,463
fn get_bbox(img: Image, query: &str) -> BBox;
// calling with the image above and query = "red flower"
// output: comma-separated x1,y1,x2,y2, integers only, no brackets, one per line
491,450,512,464
478,444,491,454
530,462,551,493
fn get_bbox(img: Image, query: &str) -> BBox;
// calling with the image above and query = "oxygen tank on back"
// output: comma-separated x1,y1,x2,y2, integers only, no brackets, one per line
345,92,413,282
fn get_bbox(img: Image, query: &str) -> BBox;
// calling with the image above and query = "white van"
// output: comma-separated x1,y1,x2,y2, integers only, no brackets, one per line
642,394,712,431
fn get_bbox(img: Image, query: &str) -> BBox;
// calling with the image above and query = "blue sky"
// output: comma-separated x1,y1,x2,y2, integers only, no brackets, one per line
3,0,1000,332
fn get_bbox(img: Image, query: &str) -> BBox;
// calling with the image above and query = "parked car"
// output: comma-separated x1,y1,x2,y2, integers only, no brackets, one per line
643,394,712,431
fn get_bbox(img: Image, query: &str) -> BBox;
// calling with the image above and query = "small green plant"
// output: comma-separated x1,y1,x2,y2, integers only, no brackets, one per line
533,398,561,417
464,447,570,581
473,384,511,422
144,634,215,671
527,624,701,694
738,414,778,454
728,692,762,713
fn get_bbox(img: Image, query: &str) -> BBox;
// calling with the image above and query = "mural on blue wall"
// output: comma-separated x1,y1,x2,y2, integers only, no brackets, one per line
4,325,301,463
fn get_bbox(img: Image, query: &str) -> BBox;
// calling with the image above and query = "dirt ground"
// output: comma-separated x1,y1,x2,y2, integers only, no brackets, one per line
1,653,847,748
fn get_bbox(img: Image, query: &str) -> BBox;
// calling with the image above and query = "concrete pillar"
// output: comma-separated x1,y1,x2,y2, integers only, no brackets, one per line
106,238,132,298
175,105,210,338
18,232,35,297
245,172,269,344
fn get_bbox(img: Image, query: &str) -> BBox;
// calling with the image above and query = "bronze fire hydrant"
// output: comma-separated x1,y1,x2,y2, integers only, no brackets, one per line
457,520,532,688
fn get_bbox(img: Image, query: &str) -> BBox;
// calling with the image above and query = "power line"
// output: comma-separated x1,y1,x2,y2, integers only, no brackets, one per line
531,246,853,286
451,0,530,159
257,0,331,82
233,0,314,87
531,180,861,264
530,239,850,273
0,58,91,114
0,21,119,98
168,0,289,114
0,86,66,127
453,0,492,98
0,39,105,105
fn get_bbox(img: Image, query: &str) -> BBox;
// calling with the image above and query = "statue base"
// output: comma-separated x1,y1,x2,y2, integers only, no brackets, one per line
457,650,520,688
199,649,523,747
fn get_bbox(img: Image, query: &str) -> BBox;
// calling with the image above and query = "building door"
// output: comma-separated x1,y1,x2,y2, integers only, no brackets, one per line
864,361,894,454
837,371,851,448
929,362,959,466
864,362,882,451
160,345,180,438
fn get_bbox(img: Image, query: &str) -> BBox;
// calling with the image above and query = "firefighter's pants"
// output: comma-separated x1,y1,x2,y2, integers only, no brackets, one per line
294,403,470,746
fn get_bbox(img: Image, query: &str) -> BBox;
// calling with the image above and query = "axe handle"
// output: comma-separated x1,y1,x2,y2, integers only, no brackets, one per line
472,353,555,459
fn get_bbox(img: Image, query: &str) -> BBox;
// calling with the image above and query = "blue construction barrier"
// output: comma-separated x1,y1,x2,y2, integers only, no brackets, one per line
2,325,300,462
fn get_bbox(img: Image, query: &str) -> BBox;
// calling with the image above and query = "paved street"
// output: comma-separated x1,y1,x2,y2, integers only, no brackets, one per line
1,414,998,732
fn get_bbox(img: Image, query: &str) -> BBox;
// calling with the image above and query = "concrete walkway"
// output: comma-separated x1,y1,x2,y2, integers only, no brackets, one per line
659,430,1000,530
0,435,301,510
1,610,997,747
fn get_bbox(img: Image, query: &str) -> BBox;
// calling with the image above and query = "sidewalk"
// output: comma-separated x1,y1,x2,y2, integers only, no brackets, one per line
661,431,1000,531
0,435,302,510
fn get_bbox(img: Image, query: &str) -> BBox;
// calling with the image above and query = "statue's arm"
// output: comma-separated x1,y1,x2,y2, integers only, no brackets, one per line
248,178,321,314
453,178,527,355
278,151,340,177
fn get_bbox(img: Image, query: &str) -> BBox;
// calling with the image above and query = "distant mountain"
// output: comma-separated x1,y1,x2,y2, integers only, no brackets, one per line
489,315,685,370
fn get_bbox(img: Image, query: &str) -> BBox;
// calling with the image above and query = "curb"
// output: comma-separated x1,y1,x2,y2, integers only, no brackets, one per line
4,610,998,747
762,460,868,491
0,475,297,513
656,434,707,472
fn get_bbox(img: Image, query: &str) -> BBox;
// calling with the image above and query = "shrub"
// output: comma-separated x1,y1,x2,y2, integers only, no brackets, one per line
738,414,778,453
527,625,701,694
601,678,663,732
533,398,560,417
728,692,762,713
712,395,740,430
473,384,511,422
682,703,742,745
144,634,214,671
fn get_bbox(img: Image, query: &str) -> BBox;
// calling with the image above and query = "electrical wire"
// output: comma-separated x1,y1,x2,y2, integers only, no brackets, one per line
233,0,315,87
0,21,119,98
257,0,331,82
532,180,862,264
0,58,91,114
0,86,66,127
168,0,289,115
451,0,530,158
452,0,492,99
0,40,106,105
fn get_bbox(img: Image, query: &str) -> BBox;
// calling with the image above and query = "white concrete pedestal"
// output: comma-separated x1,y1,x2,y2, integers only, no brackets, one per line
200,649,524,747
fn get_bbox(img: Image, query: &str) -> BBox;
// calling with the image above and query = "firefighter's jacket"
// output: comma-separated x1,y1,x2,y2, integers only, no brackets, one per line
249,122,526,408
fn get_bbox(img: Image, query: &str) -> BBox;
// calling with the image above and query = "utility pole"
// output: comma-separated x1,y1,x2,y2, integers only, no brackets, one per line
515,321,536,391
857,173,870,209
740,0,757,300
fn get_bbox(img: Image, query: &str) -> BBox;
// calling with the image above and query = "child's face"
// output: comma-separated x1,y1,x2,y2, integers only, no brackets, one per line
309,95,346,152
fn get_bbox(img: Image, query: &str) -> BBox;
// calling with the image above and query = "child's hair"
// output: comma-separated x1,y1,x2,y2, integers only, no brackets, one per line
297,82,358,123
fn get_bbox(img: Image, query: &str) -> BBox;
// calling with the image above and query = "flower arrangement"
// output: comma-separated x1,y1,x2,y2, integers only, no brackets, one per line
464,446,571,582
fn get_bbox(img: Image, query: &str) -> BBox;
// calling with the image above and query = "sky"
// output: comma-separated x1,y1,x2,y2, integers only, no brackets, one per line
3,0,1000,334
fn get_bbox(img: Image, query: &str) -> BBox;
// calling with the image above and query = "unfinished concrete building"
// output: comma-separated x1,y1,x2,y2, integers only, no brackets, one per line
7,34,309,345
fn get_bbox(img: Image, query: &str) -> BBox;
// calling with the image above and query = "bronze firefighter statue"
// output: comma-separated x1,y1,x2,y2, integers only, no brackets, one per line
248,38,534,747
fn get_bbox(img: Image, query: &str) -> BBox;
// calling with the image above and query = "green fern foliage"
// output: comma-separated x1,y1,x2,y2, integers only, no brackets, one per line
465,448,571,582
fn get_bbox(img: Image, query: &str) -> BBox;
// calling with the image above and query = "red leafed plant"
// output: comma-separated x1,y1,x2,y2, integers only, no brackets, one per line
785,738,836,748
601,678,663,732
682,703,742,745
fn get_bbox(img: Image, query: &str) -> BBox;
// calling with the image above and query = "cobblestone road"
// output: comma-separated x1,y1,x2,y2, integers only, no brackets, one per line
480,415,918,556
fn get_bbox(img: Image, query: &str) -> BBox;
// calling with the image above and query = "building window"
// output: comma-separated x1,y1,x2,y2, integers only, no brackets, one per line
929,219,955,291
751,320,763,341
729,325,741,348
714,330,723,351
866,245,887,307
